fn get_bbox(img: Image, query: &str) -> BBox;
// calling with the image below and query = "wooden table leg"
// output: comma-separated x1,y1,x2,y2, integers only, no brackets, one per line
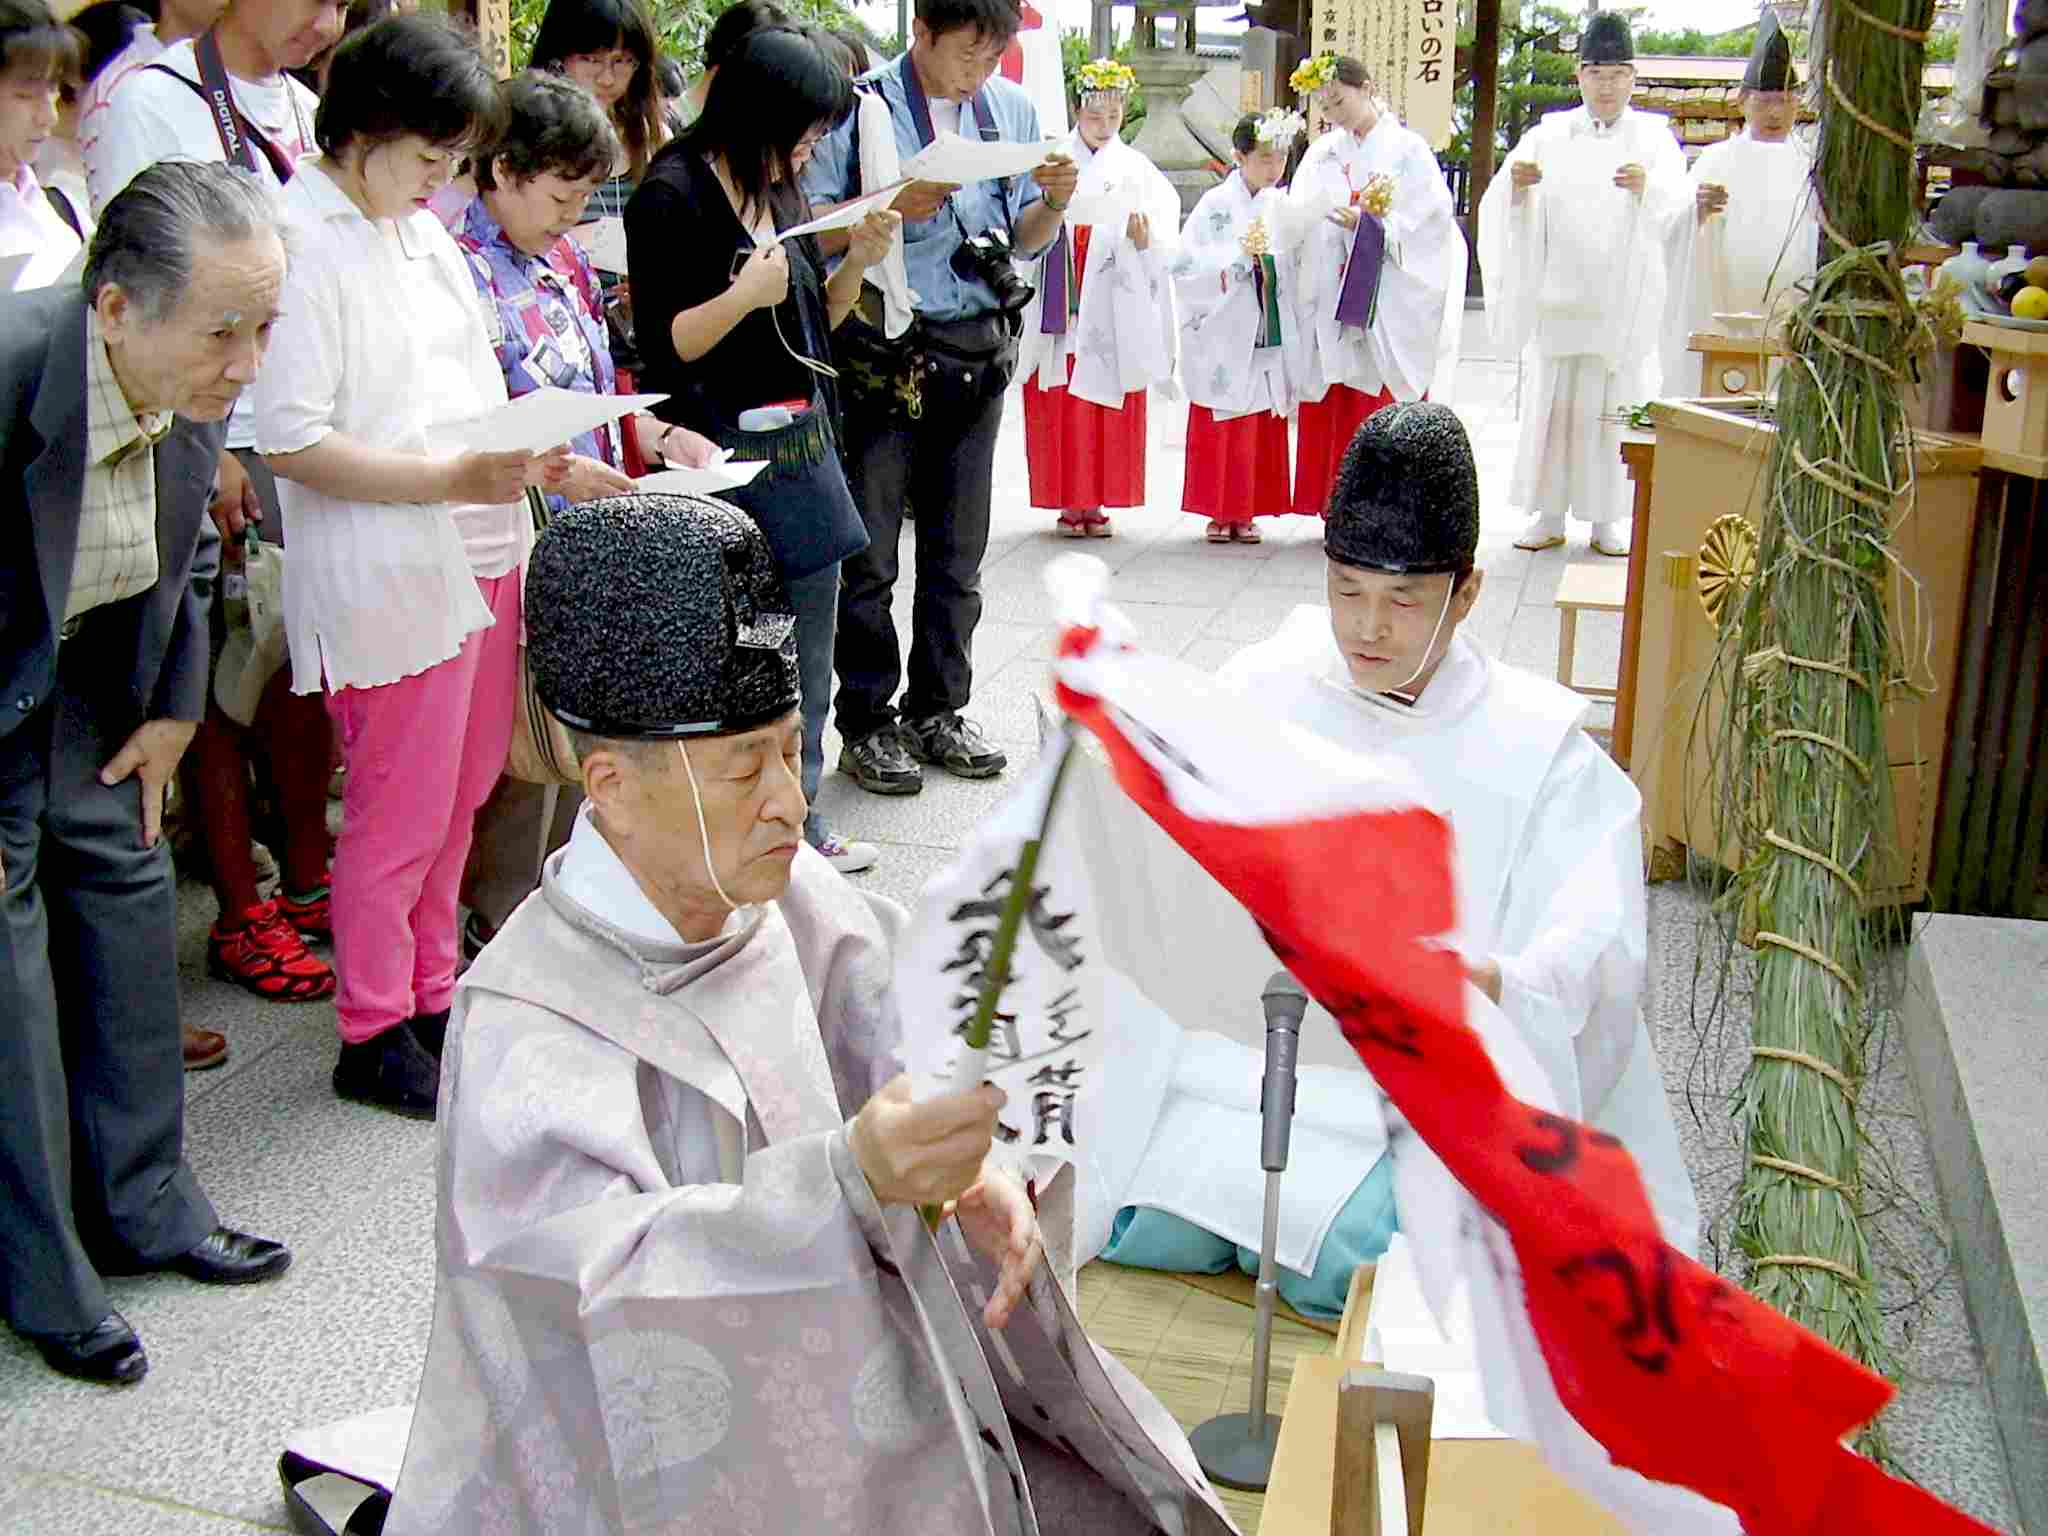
1557,608,1579,692
1614,449,1655,770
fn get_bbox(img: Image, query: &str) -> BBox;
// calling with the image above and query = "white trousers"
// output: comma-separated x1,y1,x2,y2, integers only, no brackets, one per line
1510,351,1645,529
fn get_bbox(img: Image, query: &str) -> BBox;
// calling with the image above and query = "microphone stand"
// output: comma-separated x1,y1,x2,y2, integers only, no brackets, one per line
1189,970,1309,1492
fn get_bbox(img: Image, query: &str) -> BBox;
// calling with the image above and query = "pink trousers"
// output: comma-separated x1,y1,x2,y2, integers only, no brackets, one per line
325,571,520,1043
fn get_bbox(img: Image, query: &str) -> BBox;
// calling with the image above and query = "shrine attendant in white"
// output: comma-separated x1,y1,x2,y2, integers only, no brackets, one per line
1476,10,1685,557
1019,60,1178,540
1659,13,1815,395
1281,53,1464,517
1172,108,1300,542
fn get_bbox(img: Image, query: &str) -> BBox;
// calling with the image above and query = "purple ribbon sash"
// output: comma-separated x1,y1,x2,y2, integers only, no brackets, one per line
1333,210,1386,329
1040,223,1073,335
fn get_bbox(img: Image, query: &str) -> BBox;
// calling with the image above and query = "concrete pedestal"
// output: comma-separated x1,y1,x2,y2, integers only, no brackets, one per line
1130,50,1219,217
1901,915,2048,1536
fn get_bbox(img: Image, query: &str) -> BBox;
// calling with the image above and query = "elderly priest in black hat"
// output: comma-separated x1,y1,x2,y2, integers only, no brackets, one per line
1661,9,1816,394
1216,403,1699,1255
274,491,1239,1535
1476,8,1687,557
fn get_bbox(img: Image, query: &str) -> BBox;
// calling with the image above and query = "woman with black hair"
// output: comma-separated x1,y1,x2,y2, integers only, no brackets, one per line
252,14,629,1118
37,0,146,234
625,24,899,876
528,0,662,221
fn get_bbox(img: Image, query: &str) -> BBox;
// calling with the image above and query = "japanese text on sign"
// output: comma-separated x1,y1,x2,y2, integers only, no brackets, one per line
1310,0,1454,149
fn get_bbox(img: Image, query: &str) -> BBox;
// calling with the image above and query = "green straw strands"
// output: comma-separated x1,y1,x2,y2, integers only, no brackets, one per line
1698,0,1939,1435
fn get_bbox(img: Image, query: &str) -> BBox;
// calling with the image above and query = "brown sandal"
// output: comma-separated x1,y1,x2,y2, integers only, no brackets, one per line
1232,522,1263,544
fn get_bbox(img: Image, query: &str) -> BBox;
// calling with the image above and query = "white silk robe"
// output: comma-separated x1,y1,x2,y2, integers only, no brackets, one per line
357,841,1237,1535
1658,129,1818,395
1477,106,1687,527
1018,131,1180,408
1277,116,1467,405
1170,169,1297,421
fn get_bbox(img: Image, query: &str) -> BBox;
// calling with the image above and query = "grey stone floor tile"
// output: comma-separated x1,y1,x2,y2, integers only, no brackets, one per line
1502,598,1622,693
849,840,970,911
1880,1377,2023,1533
1105,549,1263,609
2,1480,288,1534
1178,637,1242,675
41,1168,437,1527
811,762,1022,851
1196,585,1319,643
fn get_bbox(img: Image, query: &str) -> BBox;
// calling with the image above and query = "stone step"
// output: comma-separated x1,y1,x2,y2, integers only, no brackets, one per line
1902,915,2048,1536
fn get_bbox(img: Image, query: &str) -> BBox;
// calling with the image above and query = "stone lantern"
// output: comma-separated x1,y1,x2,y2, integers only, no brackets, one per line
1127,0,1222,214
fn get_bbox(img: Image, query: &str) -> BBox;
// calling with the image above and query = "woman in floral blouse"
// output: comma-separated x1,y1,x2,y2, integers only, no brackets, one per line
449,68,715,955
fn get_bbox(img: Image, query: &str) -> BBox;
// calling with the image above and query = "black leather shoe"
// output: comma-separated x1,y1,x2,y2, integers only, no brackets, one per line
333,1020,439,1119
167,1226,293,1286
29,1311,147,1384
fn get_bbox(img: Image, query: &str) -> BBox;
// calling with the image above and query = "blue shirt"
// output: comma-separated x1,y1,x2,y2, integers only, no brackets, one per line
800,53,1046,324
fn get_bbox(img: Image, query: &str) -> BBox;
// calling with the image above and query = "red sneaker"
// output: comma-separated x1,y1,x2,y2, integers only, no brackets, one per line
207,900,336,1003
275,879,332,944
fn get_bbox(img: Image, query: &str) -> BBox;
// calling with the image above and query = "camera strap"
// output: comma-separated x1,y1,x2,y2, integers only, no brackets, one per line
145,30,301,185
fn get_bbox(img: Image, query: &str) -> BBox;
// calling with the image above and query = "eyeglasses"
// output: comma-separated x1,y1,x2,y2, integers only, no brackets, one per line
568,51,636,80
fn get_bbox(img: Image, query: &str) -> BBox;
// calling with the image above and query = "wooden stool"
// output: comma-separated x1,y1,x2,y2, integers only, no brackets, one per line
1553,561,1626,701
1965,318,2048,475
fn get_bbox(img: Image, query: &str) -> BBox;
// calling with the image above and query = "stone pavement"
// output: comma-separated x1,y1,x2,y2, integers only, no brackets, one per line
0,333,2021,1532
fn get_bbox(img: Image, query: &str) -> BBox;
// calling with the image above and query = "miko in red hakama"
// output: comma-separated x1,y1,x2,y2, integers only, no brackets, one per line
1023,227,1150,530
1291,381,1395,516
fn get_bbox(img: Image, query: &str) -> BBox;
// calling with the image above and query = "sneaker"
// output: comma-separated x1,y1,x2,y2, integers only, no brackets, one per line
1513,518,1567,552
332,1021,439,1119
207,900,336,1003
1591,520,1632,557
460,911,495,967
275,879,332,944
839,728,923,796
900,712,1007,780
811,827,879,874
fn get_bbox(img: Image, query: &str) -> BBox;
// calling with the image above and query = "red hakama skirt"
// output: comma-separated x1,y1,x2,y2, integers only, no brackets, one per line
1182,405,1291,524
1023,225,1149,513
1292,382,1395,516
1024,377,1149,511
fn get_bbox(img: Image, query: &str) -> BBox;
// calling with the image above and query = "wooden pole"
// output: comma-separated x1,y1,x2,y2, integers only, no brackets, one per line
1469,0,1501,237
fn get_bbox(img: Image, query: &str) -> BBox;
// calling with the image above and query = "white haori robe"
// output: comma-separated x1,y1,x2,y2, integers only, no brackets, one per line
1170,170,1296,422
291,813,1236,1536
1017,131,1179,407
1479,106,1686,527
1658,129,1819,395
1276,116,1467,406
1216,617,1700,1257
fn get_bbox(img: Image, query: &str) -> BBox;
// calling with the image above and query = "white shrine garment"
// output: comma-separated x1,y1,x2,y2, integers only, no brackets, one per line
1275,117,1467,406
1658,130,1819,395
1170,170,1297,421
1217,614,1701,1256
1017,131,1180,407
1479,106,1687,527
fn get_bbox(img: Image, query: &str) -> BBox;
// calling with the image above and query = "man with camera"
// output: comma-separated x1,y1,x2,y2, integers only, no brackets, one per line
803,0,1078,796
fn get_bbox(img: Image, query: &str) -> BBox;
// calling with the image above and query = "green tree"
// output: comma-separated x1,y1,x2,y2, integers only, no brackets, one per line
509,0,888,76
1058,25,1146,141
1443,2,1579,171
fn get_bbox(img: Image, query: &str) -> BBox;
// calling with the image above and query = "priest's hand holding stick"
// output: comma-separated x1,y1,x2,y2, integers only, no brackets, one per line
1613,162,1648,198
1509,158,1542,202
1696,182,1730,222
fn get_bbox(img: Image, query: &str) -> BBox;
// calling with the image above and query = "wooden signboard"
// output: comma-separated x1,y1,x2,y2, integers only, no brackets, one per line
1308,0,1454,149
459,0,516,79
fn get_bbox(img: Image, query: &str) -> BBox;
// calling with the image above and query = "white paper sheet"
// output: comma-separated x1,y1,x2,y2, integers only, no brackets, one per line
900,131,1063,186
635,460,770,494
773,183,904,244
568,216,628,274
1060,189,1129,230
1361,1234,1510,1440
446,388,666,455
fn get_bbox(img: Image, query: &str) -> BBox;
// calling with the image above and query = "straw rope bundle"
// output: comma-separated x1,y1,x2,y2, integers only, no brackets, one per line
1702,0,1939,1419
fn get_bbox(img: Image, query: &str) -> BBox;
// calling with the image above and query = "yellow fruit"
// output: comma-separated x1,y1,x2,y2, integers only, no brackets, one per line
2025,256,2048,290
2013,285,2048,321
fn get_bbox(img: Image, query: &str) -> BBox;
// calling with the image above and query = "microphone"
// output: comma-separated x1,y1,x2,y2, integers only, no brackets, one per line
1259,970,1308,1173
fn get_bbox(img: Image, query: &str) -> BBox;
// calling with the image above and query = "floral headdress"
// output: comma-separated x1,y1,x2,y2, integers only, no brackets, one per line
1288,52,1338,95
1253,106,1307,150
1076,58,1138,101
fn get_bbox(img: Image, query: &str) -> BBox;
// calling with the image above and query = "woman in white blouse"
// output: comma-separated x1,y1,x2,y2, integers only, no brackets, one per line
255,13,629,1118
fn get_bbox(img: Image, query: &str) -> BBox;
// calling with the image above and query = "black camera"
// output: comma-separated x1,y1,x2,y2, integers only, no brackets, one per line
952,227,1035,315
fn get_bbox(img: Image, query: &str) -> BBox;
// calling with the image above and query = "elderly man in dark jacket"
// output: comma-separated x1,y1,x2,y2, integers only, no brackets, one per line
0,162,294,1386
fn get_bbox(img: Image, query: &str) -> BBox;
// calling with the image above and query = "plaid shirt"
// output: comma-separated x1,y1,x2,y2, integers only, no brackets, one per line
453,197,621,489
67,309,171,623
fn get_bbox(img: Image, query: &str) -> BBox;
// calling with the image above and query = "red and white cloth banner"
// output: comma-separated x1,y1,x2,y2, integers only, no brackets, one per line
1043,557,1994,1536
1000,1,1070,140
